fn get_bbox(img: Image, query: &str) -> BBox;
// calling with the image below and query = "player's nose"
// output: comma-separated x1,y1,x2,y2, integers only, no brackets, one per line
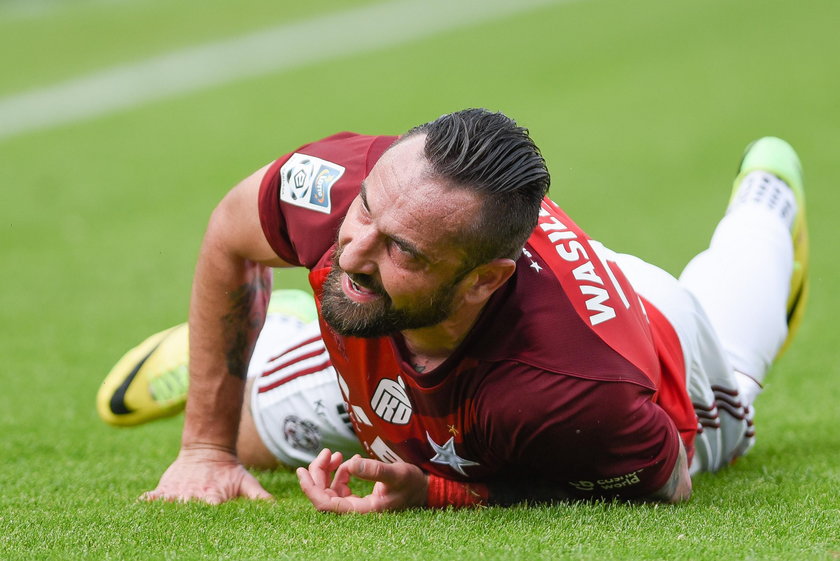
338,223,379,276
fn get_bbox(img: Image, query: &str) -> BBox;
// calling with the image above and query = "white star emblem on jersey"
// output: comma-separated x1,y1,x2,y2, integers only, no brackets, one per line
426,432,480,476
529,260,543,273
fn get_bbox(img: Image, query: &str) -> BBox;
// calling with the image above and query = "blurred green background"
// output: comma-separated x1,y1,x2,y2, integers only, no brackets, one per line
1,0,837,559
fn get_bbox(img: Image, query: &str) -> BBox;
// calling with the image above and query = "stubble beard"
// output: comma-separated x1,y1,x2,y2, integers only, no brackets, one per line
320,249,460,338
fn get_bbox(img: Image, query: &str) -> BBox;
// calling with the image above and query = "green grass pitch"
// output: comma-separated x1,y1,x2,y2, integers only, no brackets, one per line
1,0,838,559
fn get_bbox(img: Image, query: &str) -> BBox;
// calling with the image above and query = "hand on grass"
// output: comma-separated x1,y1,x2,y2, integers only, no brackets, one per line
297,448,427,513
140,444,272,505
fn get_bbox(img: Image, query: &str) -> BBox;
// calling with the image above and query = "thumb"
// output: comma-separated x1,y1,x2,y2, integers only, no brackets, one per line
240,474,274,501
347,457,400,485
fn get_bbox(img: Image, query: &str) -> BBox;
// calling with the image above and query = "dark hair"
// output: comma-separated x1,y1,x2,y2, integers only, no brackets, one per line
404,108,550,267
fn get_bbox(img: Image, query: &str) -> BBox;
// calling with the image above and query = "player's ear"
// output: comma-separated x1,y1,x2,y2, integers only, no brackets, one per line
460,258,516,305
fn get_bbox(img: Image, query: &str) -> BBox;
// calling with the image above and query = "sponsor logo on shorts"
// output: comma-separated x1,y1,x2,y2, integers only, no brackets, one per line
370,376,412,424
568,469,644,492
283,415,321,453
279,153,345,214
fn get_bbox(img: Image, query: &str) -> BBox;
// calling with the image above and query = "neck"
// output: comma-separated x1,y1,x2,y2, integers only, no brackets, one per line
401,299,486,367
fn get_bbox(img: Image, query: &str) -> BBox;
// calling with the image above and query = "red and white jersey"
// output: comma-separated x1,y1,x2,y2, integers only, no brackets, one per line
258,132,695,499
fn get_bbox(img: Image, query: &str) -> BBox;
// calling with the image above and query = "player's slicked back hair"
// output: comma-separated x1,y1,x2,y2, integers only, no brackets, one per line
405,108,550,267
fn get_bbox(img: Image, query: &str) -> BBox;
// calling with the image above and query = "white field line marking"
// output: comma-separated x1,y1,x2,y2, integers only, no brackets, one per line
0,0,574,142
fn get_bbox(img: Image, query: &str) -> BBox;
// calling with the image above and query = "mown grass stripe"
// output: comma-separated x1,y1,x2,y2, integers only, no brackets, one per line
0,0,575,142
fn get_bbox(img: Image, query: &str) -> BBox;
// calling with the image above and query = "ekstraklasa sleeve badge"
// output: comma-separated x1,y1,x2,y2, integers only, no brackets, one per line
279,153,346,214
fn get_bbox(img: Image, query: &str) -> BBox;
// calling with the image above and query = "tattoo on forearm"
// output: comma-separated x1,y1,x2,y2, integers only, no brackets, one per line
221,269,270,380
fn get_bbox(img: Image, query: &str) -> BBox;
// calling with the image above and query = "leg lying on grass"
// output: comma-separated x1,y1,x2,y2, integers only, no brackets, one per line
97,288,364,470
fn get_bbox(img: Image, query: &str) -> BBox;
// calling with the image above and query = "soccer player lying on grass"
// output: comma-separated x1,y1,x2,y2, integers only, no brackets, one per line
98,109,808,510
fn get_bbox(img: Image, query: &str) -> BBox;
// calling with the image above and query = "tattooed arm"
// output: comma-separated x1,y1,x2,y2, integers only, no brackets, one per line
142,164,292,504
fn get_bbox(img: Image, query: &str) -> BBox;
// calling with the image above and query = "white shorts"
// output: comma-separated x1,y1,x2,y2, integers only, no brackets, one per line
248,315,364,468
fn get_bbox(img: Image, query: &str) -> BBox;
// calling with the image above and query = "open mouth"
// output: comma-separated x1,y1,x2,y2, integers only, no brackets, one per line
342,273,382,302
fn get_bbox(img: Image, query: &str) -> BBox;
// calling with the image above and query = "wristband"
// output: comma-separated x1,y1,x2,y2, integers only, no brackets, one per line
426,474,489,508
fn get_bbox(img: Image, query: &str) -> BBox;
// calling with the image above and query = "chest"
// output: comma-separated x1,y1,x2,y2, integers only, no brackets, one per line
319,322,495,480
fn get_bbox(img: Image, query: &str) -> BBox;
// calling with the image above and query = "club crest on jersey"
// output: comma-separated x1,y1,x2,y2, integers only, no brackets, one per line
279,153,345,214
370,376,412,425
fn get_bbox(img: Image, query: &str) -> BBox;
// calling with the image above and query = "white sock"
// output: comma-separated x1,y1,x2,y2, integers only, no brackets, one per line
727,170,797,231
680,179,794,384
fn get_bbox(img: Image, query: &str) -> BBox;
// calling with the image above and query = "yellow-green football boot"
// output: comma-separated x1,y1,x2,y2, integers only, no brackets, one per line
97,289,318,427
731,137,808,357
97,323,190,427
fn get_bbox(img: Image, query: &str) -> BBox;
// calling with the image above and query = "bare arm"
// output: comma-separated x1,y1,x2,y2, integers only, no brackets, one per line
182,163,288,454
142,164,292,504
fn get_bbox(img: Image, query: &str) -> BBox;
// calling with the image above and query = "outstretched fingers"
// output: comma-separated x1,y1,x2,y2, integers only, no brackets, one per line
139,487,225,504
138,450,274,505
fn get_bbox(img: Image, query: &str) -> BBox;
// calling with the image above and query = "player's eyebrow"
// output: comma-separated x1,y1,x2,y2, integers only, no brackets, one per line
390,233,429,263
358,181,432,265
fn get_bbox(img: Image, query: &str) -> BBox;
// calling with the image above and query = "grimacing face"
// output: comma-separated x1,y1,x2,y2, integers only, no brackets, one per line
320,245,467,337
319,134,482,338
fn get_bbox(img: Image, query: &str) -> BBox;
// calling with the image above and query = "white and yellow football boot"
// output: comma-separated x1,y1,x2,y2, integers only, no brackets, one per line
731,137,809,356
97,289,318,427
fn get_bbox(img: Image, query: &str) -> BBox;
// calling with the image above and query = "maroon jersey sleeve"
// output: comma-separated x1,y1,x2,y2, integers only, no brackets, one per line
474,364,680,500
257,132,397,268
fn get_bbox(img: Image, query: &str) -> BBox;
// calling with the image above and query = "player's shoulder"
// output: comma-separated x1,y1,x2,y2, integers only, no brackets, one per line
265,131,397,181
256,132,395,268
466,268,658,390
297,130,392,147
291,132,397,166
472,196,663,387
263,132,397,208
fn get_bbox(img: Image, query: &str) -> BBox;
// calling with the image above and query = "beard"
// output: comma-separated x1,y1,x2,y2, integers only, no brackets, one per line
320,249,462,338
